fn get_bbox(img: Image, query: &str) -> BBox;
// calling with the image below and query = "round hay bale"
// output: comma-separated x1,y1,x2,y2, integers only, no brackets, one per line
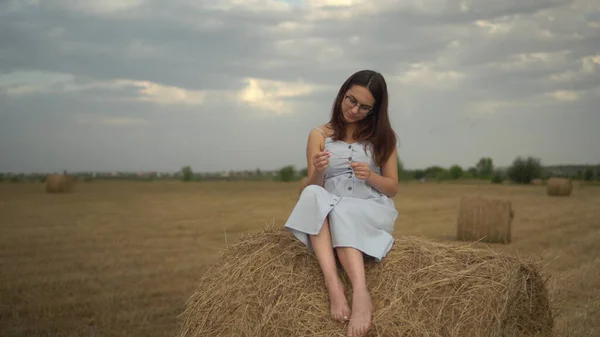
531,179,544,185
45,174,76,193
456,196,514,244
178,226,553,337
546,178,572,197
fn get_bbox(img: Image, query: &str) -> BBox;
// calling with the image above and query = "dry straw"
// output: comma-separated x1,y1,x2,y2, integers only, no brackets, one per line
456,196,514,244
44,174,76,193
178,226,553,337
546,178,572,197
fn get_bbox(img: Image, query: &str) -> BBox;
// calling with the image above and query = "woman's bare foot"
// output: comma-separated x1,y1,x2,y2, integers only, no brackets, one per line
326,279,351,323
347,288,372,337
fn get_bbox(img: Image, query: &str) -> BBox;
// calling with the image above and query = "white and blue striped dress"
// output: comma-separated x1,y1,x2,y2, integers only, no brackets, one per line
284,127,398,262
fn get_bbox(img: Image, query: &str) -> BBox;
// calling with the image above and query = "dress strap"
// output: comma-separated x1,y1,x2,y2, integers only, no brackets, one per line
314,127,327,138
313,127,329,152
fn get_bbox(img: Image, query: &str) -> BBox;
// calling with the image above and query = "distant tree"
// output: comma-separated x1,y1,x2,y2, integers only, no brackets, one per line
413,169,426,180
476,157,494,178
278,165,296,182
491,170,505,184
584,168,594,181
424,166,445,179
507,156,543,184
435,169,451,182
467,166,478,178
402,170,415,180
449,165,464,180
397,158,409,181
300,167,308,177
181,165,193,182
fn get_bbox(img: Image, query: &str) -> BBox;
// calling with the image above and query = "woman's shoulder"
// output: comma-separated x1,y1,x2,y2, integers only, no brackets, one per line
310,123,334,138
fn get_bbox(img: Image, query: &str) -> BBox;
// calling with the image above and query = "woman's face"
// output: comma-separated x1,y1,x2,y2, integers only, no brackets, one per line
341,85,375,123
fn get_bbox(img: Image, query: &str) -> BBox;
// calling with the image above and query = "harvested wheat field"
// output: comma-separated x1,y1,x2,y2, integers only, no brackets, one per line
1,180,599,337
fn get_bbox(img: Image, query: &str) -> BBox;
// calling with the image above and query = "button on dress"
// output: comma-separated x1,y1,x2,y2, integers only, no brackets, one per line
284,128,398,262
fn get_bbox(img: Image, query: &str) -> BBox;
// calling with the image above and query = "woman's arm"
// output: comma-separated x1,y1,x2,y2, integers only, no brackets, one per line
304,128,328,188
366,147,399,197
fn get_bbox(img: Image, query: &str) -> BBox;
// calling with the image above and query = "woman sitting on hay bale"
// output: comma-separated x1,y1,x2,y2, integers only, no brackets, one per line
284,70,399,337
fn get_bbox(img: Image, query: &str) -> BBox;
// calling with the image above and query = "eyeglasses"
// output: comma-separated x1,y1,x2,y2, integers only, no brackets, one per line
344,94,373,114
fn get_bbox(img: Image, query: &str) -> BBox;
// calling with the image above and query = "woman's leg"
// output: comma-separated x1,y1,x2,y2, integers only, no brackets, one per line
336,247,373,337
309,216,351,323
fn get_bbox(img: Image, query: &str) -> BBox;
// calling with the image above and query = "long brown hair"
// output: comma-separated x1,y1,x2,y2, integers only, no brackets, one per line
328,70,398,168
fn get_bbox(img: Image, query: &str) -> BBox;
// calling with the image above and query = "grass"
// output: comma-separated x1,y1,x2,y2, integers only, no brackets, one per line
0,180,599,336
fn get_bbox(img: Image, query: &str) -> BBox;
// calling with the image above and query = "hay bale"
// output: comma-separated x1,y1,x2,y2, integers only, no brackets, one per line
178,226,553,337
546,178,572,196
456,196,513,244
531,179,544,185
45,174,76,193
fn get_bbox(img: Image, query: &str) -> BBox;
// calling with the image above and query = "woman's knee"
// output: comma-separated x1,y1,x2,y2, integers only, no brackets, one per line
300,184,324,199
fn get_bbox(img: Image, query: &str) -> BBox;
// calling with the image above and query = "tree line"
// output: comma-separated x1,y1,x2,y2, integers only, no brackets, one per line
180,156,600,185
2,156,598,185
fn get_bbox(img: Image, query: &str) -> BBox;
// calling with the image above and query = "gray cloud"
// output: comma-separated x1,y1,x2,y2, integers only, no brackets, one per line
0,0,599,173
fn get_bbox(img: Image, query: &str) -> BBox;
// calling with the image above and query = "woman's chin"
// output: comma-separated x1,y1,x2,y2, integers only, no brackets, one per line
343,114,359,123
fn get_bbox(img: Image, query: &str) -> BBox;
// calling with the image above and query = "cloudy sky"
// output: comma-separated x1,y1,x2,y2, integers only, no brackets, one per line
1,0,599,173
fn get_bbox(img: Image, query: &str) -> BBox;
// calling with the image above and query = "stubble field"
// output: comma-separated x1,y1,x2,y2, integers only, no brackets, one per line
1,180,599,336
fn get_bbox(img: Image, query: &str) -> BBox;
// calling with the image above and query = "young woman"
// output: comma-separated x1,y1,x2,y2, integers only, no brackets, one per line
284,70,399,337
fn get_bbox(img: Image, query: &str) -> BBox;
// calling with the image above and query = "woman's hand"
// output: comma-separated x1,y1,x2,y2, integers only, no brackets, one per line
350,162,372,181
313,150,330,174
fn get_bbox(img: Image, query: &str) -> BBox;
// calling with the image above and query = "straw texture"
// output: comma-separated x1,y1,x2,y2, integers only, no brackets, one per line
178,225,552,337
546,178,572,197
456,196,513,244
